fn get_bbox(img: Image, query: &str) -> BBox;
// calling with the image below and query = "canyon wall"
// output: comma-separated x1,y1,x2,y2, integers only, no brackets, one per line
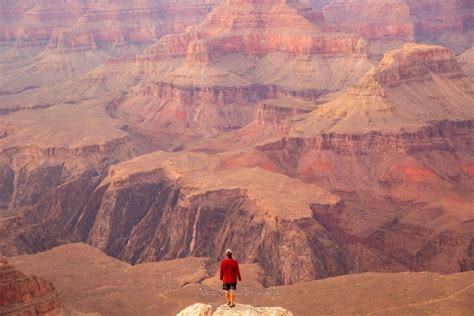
322,0,415,41
321,0,474,53
253,120,474,274
0,150,354,286
0,0,216,49
0,257,62,315
116,81,323,131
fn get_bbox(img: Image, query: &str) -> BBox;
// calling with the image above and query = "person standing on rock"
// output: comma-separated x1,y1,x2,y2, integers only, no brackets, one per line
220,248,241,308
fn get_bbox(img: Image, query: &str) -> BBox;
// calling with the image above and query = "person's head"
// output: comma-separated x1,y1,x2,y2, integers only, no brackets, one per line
225,248,232,259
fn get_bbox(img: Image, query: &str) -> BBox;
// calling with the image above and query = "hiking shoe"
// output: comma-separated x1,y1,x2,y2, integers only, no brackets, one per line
230,303,236,308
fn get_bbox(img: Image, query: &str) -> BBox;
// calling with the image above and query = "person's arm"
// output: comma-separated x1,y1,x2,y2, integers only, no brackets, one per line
236,261,241,281
220,260,224,281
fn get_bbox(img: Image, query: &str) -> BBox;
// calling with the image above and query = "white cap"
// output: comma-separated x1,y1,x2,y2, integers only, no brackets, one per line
225,248,232,254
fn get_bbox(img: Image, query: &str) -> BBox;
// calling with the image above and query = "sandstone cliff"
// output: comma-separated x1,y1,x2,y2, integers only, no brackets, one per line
284,44,472,135
113,81,326,134
142,0,369,63
0,257,62,315
232,44,474,276
0,0,218,94
0,151,349,285
253,98,315,127
106,0,372,135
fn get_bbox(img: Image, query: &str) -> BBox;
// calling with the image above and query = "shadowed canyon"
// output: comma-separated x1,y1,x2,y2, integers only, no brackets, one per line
0,0,473,315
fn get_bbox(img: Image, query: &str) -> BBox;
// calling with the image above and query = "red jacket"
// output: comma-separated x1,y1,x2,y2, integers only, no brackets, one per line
220,258,241,284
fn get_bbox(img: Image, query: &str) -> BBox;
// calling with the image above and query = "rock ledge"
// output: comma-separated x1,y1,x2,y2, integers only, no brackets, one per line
177,303,293,316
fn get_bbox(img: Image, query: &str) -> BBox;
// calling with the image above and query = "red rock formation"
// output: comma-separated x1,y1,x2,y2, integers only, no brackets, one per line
370,43,462,85
0,257,62,315
322,0,415,41
113,81,324,133
235,44,474,276
0,151,352,285
254,99,314,126
0,0,217,47
321,0,474,53
105,0,370,135
138,0,368,64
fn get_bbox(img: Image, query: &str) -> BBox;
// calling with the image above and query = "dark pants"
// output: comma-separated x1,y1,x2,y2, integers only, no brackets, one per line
223,282,237,290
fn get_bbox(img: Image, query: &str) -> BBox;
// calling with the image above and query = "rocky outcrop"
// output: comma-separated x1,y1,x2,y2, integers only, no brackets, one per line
373,43,463,85
0,103,140,215
178,303,213,316
0,257,62,315
178,303,293,316
253,98,314,126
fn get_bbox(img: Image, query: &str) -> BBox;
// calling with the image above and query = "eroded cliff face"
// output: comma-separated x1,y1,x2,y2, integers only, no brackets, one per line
140,0,368,64
374,43,462,84
113,81,326,134
0,1,473,294
0,151,354,286
322,0,415,41
0,257,62,315
0,0,216,49
320,0,473,54
0,0,218,95
251,122,474,274
241,45,474,276
0,130,142,216
104,0,372,135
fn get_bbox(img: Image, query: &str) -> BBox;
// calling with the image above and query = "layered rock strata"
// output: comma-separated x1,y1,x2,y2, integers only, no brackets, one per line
0,0,217,48
0,151,347,285
237,44,474,276
0,257,62,315
321,0,474,53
